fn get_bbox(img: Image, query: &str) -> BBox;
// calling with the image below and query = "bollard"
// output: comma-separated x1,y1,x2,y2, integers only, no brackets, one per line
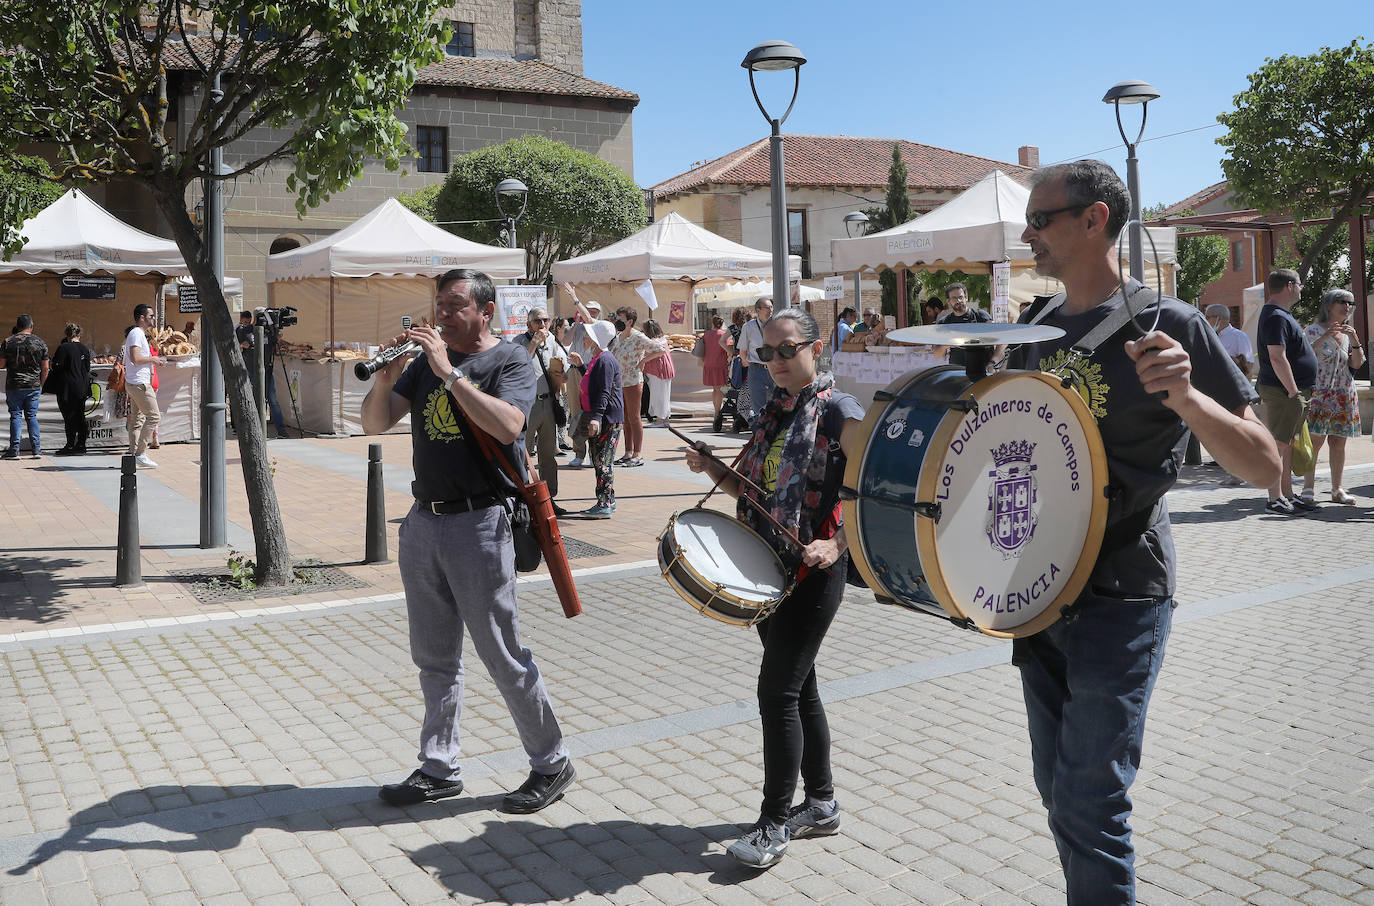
115,454,143,587
364,442,389,564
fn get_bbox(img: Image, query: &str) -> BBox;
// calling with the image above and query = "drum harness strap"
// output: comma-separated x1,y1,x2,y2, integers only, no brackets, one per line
1026,284,1169,564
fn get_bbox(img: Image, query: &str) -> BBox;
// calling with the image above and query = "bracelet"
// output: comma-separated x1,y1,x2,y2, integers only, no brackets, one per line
1352,344,1363,350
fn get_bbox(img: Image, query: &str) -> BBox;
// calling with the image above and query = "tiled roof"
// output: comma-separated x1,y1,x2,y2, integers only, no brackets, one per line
416,57,637,103
653,136,1034,198
1159,180,1230,217
155,38,636,104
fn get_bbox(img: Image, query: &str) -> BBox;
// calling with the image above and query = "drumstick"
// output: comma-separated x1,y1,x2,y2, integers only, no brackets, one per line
666,424,806,552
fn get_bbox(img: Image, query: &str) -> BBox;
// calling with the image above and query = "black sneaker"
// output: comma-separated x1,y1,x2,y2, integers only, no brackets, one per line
1289,495,1320,512
378,769,464,806
1,449,18,460
502,760,575,813
1265,498,1295,515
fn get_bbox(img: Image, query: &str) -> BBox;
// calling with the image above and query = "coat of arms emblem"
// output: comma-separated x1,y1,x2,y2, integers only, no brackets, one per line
986,440,1037,558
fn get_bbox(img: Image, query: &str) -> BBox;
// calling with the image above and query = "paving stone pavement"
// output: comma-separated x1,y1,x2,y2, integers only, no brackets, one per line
1,416,1373,904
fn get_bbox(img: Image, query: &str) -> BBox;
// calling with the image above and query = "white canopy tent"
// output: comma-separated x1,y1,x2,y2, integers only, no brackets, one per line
693,280,824,307
264,198,526,351
830,169,1177,306
551,212,802,329
0,189,190,355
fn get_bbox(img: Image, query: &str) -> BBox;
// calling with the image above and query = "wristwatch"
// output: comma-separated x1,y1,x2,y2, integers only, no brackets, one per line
443,367,465,394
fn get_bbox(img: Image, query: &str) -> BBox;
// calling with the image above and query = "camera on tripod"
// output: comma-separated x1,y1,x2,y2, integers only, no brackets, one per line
255,305,298,332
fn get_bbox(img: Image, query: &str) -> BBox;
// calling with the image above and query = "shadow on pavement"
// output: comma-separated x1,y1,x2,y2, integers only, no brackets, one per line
404,818,753,901
6,784,744,895
0,554,86,623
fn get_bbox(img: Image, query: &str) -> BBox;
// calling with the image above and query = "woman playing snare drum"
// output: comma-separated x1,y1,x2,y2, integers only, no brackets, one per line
683,307,865,869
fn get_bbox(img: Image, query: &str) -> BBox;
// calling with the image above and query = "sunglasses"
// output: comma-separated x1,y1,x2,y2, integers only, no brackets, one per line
1025,203,1089,230
757,341,806,362
530,317,550,324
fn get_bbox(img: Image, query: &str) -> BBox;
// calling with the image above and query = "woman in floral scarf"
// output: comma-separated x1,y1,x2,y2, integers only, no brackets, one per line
684,307,865,870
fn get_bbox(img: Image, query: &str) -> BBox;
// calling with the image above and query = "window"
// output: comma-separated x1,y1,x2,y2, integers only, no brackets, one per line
787,208,810,279
1232,240,1245,272
446,21,474,57
416,126,447,174
269,236,302,255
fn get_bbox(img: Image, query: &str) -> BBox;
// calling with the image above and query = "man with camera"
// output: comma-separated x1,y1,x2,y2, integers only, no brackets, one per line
251,307,292,439
361,268,574,814
519,305,568,513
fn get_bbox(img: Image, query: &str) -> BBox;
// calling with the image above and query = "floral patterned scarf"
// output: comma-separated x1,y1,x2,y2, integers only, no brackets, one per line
736,371,837,570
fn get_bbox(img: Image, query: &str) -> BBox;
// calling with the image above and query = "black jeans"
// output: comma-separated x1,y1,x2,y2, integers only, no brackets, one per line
755,556,847,823
57,393,88,450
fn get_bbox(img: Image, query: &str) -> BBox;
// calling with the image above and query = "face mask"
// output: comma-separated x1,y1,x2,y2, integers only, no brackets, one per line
614,319,627,332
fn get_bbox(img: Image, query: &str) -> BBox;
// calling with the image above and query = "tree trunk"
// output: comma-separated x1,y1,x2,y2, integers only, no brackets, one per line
153,185,294,586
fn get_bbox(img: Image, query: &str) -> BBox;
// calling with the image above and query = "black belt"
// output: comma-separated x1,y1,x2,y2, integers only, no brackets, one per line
418,493,504,515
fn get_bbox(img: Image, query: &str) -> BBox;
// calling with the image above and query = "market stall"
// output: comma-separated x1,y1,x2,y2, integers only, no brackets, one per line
827,169,1178,400
263,197,525,435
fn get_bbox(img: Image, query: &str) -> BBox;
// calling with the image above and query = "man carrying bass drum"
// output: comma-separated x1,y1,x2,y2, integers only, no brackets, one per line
684,307,866,870
1009,161,1279,904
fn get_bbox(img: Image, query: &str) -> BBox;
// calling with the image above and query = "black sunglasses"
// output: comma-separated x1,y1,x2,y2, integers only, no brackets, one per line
1025,203,1089,230
757,341,805,362
529,316,550,324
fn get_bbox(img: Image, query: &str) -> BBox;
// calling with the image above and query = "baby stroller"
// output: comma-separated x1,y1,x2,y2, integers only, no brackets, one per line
712,357,752,433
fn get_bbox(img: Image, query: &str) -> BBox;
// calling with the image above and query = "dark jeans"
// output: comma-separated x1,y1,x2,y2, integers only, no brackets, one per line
1012,590,1175,906
755,557,847,823
57,393,88,450
6,388,40,453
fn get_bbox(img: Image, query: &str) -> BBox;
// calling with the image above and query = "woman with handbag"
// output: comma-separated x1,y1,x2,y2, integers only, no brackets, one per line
683,307,865,869
577,320,623,518
610,307,655,467
48,323,92,455
1297,289,1364,505
641,319,675,428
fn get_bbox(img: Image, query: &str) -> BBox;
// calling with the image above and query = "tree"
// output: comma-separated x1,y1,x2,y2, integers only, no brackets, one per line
1275,226,1350,325
428,135,645,284
1217,39,1374,283
862,144,919,321
0,2,446,583
0,155,66,232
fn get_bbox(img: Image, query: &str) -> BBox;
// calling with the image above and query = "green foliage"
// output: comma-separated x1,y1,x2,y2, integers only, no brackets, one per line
919,271,991,308
863,144,918,321
1167,209,1228,306
1217,39,1374,280
431,135,645,284
398,183,442,221
1274,226,1347,325
226,551,257,591
0,156,65,251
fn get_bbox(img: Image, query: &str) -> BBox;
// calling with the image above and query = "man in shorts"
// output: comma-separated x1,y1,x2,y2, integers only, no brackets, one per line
1255,269,1318,515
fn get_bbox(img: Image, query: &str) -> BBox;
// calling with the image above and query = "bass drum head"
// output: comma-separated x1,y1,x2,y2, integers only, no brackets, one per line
915,370,1108,637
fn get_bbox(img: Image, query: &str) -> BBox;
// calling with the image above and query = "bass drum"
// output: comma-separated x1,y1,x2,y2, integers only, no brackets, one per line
843,366,1109,638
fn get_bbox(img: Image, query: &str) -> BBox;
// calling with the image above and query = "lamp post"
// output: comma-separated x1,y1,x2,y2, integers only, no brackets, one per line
843,210,869,313
1102,78,1160,284
742,40,806,307
495,177,529,249
200,73,228,548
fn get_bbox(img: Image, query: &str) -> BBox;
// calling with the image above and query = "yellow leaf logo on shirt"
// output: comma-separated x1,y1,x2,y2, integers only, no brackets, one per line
423,387,464,442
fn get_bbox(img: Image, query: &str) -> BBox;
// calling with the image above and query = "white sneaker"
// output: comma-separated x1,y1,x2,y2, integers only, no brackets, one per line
567,457,583,469
135,453,158,469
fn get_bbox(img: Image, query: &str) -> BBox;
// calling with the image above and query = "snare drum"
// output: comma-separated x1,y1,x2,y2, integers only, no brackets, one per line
844,366,1108,638
658,508,791,627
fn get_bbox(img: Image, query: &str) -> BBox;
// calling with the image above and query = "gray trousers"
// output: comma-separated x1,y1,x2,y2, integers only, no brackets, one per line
398,503,569,782
525,394,559,498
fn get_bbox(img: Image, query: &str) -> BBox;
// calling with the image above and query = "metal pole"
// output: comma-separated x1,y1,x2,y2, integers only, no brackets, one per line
1125,142,1145,283
200,72,227,548
115,454,143,586
364,442,389,563
769,118,789,306
852,272,861,315
254,322,266,430
507,216,518,249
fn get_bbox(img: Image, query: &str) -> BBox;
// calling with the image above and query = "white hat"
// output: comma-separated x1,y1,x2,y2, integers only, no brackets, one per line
585,300,603,312
585,319,616,351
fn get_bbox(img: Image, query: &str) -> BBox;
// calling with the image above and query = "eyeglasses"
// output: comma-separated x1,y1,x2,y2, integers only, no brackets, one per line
1025,203,1089,230
530,317,550,324
757,341,805,362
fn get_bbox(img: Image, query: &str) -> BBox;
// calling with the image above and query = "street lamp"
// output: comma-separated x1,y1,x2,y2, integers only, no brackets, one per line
495,177,529,249
742,40,806,307
1102,78,1160,283
843,211,869,314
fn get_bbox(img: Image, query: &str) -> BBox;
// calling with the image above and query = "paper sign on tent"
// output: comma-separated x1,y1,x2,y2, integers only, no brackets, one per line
636,279,659,311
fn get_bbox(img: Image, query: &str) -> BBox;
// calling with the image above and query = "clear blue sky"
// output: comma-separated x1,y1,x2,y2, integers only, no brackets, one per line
582,2,1367,210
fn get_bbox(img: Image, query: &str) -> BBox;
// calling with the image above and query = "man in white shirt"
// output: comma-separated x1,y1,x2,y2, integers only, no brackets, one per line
737,296,774,425
520,306,568,509
1205,304,1257,379
123,304,164,468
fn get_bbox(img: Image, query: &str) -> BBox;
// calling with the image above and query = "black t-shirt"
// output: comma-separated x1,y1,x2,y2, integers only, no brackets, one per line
937,306,993,366
393,339,536,503
1255,303,1318,391
1011,286,1256,596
